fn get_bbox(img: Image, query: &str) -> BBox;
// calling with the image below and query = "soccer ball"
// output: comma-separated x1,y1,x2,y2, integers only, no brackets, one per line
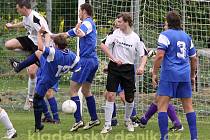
62,100,77,114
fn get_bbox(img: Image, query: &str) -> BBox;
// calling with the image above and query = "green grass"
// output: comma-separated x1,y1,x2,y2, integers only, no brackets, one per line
0,112,210,140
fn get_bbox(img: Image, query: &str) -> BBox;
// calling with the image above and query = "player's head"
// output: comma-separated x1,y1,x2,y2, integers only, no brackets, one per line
53,35,68,50
16,0,31,16
117,12,133,31
166,10,182,30
79,3,93,20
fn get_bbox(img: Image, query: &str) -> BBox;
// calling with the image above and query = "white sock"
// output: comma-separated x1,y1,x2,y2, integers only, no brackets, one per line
105,101,114,126
28,77,37,99
0,110,14,130
124,101,134,121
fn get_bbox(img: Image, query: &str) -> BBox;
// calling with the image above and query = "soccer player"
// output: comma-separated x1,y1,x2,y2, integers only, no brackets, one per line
5,0,51,110
138,22,184,132
101,19,148,127
11,27,81,131
100,12,146,133
0,108,17,139
152,11,197,140
53,3,100,132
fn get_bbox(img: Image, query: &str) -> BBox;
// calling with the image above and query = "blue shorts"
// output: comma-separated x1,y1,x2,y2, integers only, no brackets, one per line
116,84,124,95
71,57,98,84
157,81,192,98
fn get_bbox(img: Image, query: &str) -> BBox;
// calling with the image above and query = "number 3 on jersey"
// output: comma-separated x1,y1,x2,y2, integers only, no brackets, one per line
56,65,71,77
177,41,186,59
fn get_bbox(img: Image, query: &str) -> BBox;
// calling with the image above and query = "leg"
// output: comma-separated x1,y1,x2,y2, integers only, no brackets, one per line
24,64,38,110
157,96,170,140
101,91,115,134
5,38,23,50
46,89,60,122
42,97,53,122
0,108,17,139
33,93,45,131
181,98,197,140
140,94,158,126
82,82,98,121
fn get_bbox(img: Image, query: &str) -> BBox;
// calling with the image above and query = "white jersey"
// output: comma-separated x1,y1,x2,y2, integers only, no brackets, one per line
105,29,145,64
22,10,51,46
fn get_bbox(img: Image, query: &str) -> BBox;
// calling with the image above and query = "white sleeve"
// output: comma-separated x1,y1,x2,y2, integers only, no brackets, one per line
105,34,115,49
136,39,145,57
46,47,55,62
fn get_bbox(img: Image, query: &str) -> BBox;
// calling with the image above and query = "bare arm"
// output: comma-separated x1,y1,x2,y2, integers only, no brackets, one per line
152,49,165,88
5,22,24,29
136,55,148,75
190,56,197,90
37,31,44,51
100,43,123,65
51,32,69,39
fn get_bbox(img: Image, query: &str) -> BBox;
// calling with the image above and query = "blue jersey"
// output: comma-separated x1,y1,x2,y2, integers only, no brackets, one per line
157,29,196,82
36,47,80,96
67,17,97,58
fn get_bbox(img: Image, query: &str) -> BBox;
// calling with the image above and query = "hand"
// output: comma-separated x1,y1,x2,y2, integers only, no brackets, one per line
191,77,196,91
136,66,144,75
152,74,158,89
5,23,13,29
113,58,123,65
103,67,108,74
75,22,82,30
38,26,46,33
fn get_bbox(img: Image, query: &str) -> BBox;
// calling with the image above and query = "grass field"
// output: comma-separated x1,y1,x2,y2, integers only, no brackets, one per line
0,111,210,140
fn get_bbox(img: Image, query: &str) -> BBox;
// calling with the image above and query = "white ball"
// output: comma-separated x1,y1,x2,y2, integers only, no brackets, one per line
62,100,77,114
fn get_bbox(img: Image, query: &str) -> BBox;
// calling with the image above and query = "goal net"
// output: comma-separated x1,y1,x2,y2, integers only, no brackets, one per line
0,0,210,122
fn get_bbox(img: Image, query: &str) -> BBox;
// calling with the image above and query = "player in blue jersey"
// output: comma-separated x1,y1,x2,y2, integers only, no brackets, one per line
53,3,100,132
152,11,197,140
11,27,81,131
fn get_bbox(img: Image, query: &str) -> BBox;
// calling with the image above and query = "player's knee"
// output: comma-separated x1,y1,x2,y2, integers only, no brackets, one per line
124,92,134,103
5,41,12,50
46,89,54,99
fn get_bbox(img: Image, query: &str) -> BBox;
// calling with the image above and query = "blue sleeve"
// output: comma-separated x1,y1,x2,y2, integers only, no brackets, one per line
69,52,81,72
79,21,93,35
67,28,76,37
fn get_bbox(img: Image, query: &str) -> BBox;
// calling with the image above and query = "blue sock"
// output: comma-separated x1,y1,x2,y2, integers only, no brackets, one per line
112,103,117,118
42,100,52,119
71,96,82,123
186,112,197,140
131,104,137,117
86,96,98,121
17,53,38,71
48,97,59,121
158,112,168,140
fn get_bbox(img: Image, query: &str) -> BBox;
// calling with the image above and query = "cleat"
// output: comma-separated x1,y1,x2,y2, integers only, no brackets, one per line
111,118,119,126
125,119,134,132
101,125,112,134
83,119,100,130
41,117,54,123
70,121,84,132
52,119,61,124
138,117,147,128
2,128,17,139
130,116,140,127
9,58,20,73
35,124,44,132
169,125,184,132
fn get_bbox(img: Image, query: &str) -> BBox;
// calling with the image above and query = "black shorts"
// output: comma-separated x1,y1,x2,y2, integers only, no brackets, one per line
106,61,136,94
16,36,38,53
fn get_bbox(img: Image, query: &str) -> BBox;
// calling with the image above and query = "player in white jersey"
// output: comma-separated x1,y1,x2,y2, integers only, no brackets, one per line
100,12,146,133
5,0,51,110
0,107,17,139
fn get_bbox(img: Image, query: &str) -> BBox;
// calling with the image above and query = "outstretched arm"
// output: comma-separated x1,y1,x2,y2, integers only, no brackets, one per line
5,22,23,29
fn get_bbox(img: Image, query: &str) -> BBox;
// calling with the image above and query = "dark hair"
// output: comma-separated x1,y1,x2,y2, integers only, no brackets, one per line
16,0,31,9
53,35,68,50
80,3,93,17
166,11,182,30
117,12,133,27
